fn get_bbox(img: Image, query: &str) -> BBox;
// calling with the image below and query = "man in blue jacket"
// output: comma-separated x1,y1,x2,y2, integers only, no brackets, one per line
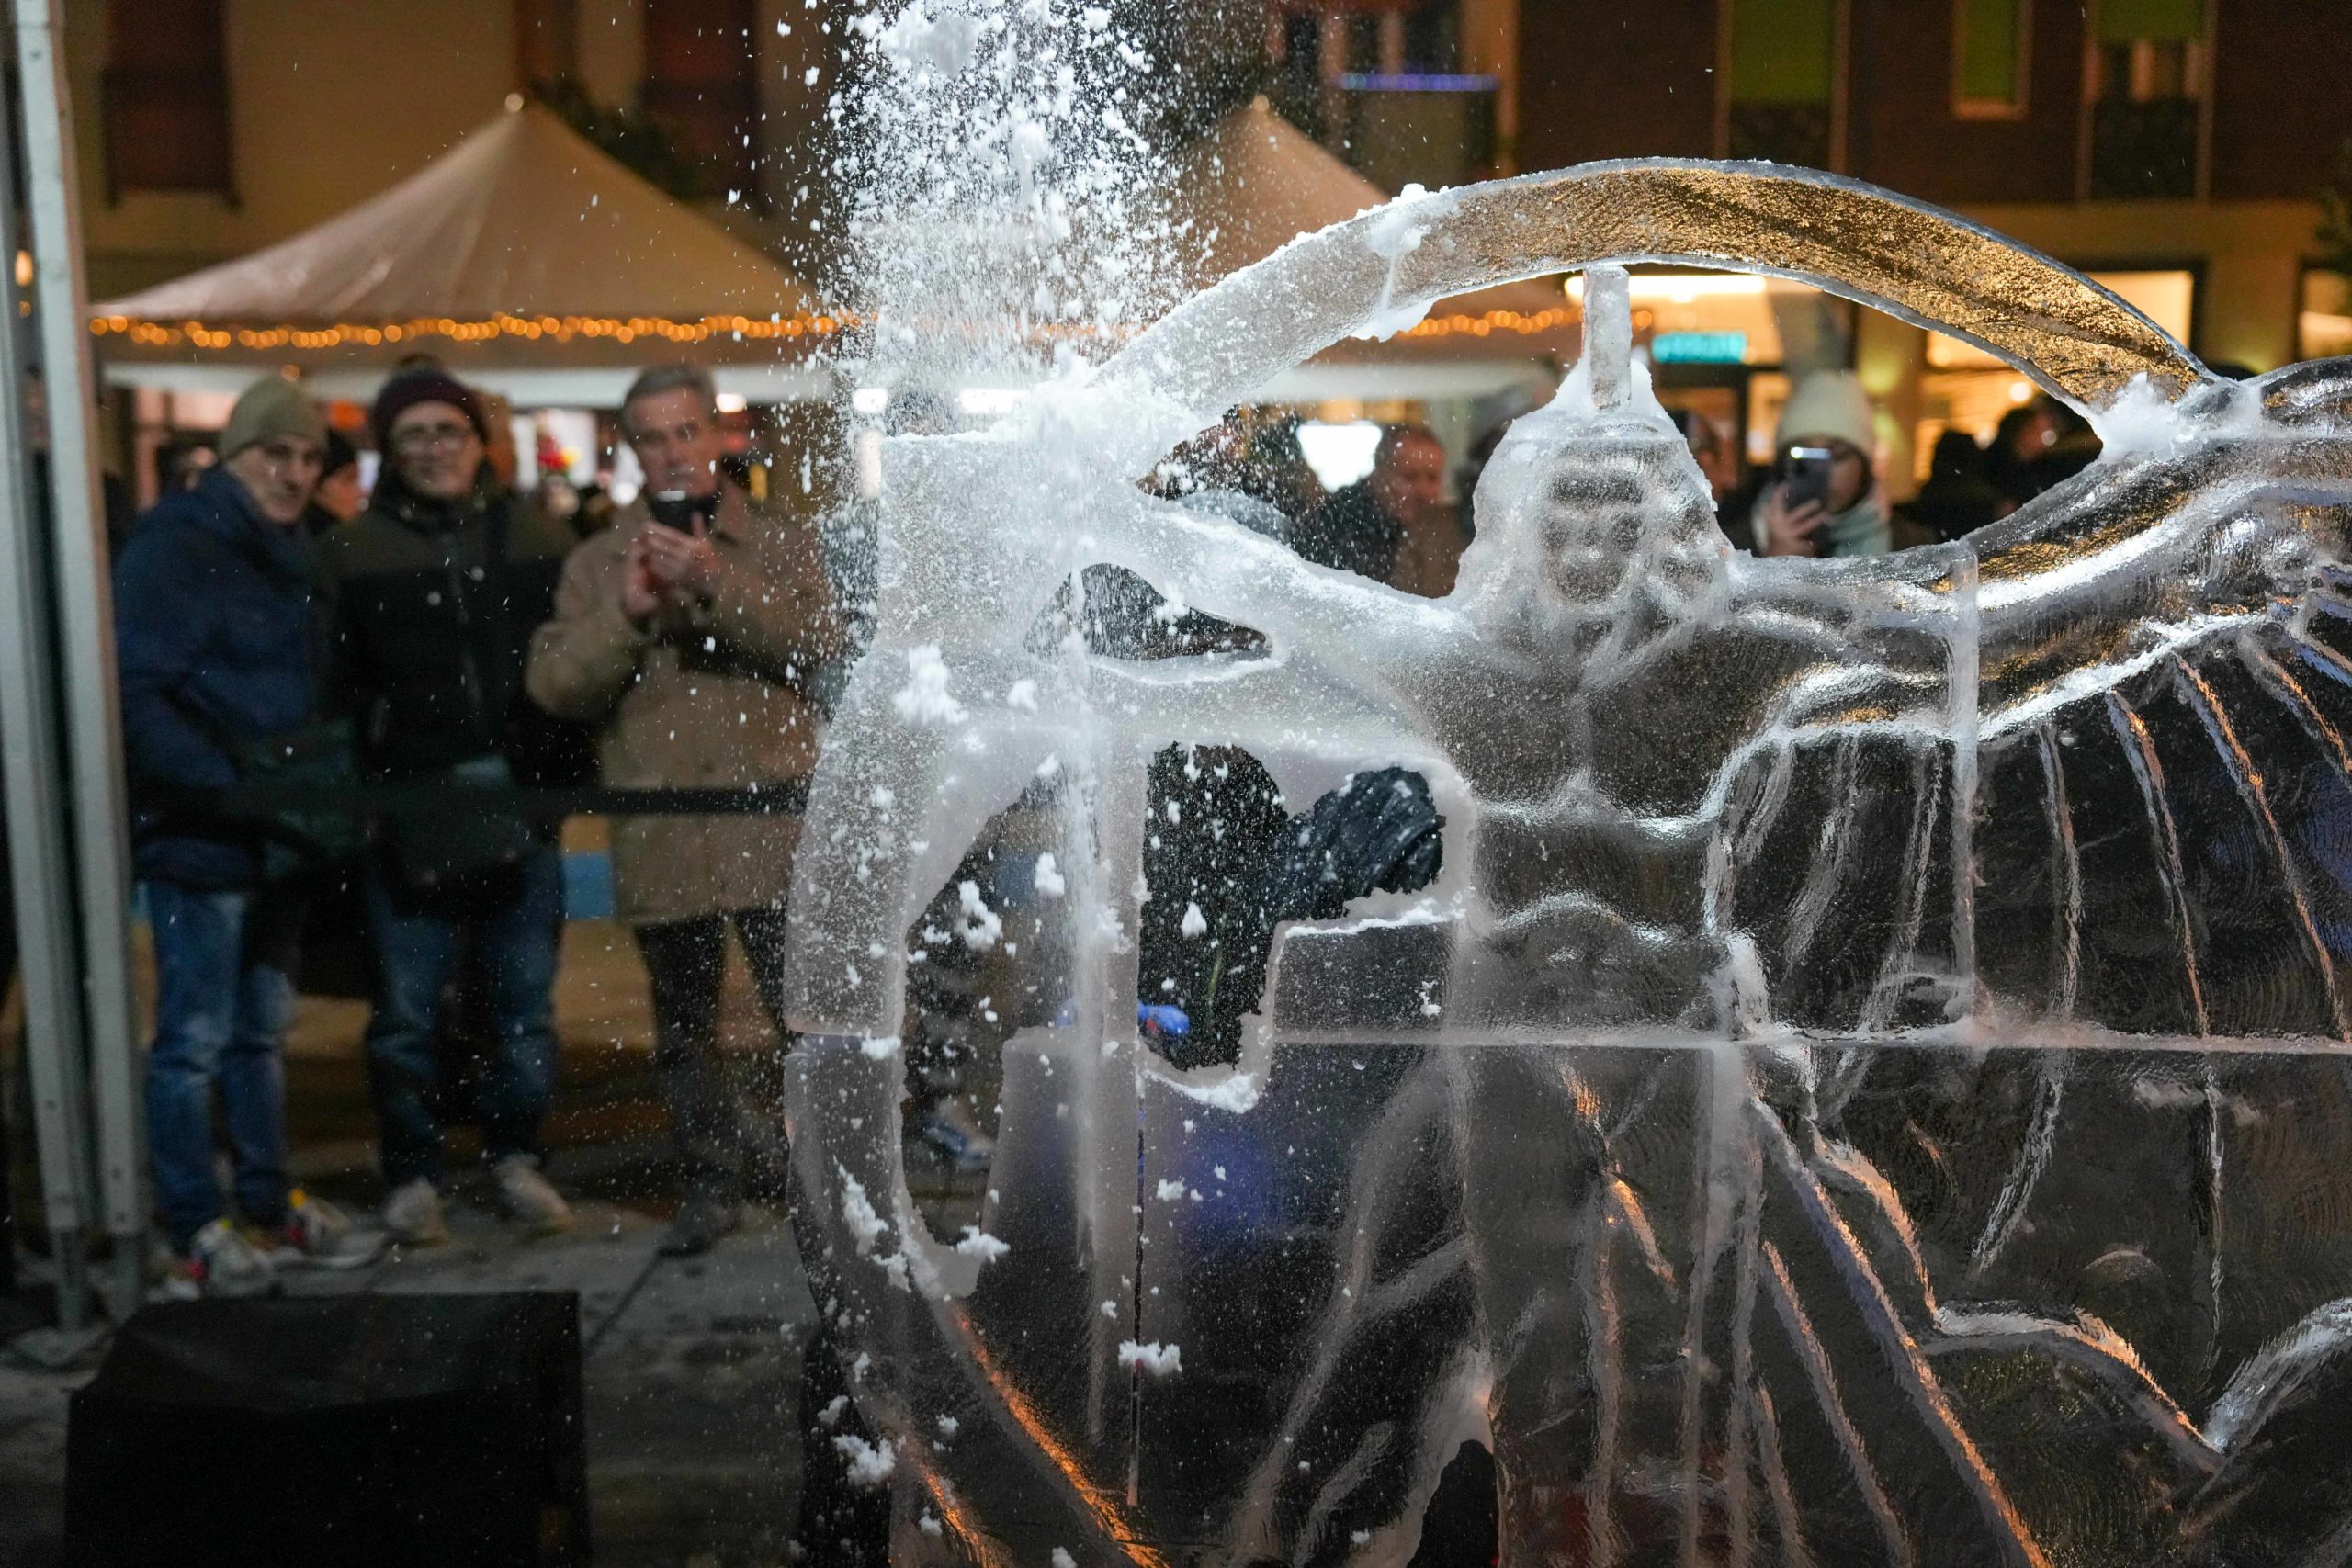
114,377,381,1295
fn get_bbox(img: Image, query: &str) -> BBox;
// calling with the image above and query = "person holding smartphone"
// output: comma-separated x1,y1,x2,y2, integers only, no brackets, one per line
1752,370,1891,558
526,365,847,1257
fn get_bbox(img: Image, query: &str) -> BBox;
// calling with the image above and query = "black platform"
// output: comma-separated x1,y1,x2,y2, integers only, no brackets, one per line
65,1290,588,1567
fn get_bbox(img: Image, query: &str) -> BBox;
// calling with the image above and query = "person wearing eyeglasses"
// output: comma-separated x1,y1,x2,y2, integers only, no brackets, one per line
315,367,584,1247
115,375,383,1295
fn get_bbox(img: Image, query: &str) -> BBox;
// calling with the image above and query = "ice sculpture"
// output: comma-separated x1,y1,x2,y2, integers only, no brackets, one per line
780,160,2352,1564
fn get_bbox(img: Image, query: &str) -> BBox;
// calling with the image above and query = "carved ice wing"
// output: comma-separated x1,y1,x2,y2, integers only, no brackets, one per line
1966,367,2352,1038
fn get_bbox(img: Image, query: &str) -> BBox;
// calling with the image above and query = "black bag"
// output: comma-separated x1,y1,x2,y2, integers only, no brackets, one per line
230,716,366,880
379,753,542,893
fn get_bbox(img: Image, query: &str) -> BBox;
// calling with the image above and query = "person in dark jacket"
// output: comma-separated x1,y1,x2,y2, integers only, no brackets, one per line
1296,423,1447,586
303,428,365,536
316,369,581,1246
114,376,380,1295
1901,428,2009,542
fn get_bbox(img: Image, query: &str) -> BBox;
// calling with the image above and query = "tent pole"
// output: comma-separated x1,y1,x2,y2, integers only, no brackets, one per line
15,0,144,1320
0,5,90,1333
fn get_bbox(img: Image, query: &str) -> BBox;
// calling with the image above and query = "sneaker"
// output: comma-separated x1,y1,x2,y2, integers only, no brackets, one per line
916,1099,996,1174
659,1193,742,1258
492,1155,574,1235
381,1178,450,1247
267,1191,388,1271
167,1217,278,1299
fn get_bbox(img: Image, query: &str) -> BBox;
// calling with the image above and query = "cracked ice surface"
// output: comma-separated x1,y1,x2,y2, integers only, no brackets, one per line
779,10,2352,1563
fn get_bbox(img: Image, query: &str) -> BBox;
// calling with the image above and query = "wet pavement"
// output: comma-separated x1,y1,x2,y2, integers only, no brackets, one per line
0,916,983,1566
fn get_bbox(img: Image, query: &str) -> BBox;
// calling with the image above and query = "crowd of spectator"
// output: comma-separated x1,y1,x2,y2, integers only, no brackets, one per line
101,354,2077,1298
111,361,846,1292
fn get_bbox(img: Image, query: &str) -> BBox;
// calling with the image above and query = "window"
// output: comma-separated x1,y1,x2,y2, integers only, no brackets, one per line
1927,267,2196,366
1724,0,1843,169
2086,0,2207,198
2301,268,2352,363
1952,0,2030,118
101,0,231,199
640,0,759,197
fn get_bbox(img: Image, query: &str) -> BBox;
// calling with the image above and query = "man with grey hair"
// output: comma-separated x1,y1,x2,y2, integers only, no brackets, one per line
526,364,847,1254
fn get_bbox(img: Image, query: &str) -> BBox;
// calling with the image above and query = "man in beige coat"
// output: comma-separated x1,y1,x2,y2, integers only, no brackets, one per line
526,364,847,1254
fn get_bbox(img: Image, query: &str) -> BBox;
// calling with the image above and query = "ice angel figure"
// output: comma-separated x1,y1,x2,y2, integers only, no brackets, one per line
778,162,2352,1565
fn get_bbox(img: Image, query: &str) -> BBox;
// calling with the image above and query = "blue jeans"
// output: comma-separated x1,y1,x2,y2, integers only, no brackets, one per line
360,844,564,1186
143,881,301,1249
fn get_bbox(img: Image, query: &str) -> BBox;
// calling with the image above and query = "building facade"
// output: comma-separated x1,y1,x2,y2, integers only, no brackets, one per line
65,0,838,302
1276,0,2352,482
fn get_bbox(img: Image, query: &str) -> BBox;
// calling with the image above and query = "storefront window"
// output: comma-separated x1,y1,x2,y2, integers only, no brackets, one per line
2301,269,2352,363
1919,268,2192,477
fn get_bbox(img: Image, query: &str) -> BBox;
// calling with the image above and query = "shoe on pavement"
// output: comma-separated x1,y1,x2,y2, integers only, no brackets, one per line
659,1194,742,1258
381,1178,450,1247
167,1217,279,1299
267,1190,388,1270
492,1155,574,1235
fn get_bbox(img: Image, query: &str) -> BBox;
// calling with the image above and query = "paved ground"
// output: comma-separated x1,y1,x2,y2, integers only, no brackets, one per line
0,916,986,1566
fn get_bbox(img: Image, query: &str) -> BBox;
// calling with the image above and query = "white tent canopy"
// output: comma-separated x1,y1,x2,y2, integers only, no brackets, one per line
92,103,831,406
1161,98,1572,402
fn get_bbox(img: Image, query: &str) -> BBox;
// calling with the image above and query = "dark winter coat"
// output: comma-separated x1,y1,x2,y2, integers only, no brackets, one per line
314,464,581,784
1297,480,1404,583
114,466,324,890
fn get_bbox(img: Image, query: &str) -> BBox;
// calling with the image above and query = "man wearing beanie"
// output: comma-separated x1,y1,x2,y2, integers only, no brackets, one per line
114,374,381,1294
316,367,583,1244
1752,369,1903,558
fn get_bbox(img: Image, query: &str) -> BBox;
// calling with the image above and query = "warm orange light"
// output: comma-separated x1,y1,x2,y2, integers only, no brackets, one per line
956,1318,1172,1566
88,302,1574,356
86,310,857,351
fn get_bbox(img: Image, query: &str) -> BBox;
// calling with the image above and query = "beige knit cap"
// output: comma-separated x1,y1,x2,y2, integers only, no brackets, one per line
219,376,326,459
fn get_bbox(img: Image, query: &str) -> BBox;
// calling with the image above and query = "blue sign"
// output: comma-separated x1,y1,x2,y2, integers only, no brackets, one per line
1651,331,1748,364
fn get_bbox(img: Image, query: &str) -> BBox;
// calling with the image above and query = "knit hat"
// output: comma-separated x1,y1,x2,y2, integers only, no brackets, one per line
369,367,488,451
1775,370,1878,457
219,376,326,459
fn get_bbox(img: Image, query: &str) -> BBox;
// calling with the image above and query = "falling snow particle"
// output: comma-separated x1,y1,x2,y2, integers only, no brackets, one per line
833,1434,896,1487
1118,1340,1182,1377
891,643,968,726
955,880,1003,951
955,1224,1011,1262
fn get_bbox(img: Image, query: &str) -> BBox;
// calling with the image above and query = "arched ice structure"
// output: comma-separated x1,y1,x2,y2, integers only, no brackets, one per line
778,159,2352,1565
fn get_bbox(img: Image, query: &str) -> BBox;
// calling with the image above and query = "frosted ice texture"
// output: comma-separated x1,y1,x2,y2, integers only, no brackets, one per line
780,160,2352,1563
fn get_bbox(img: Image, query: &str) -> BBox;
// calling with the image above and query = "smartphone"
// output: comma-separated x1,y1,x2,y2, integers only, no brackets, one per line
645,490,716,533
1781,446,1835,511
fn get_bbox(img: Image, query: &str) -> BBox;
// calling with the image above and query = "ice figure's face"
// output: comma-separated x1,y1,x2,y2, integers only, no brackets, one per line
1471,412,1731,626
1537,462,1649,607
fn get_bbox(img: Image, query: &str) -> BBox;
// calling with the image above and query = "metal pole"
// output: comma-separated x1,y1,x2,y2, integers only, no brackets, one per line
15,0,144,1317
0,20,91,1332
